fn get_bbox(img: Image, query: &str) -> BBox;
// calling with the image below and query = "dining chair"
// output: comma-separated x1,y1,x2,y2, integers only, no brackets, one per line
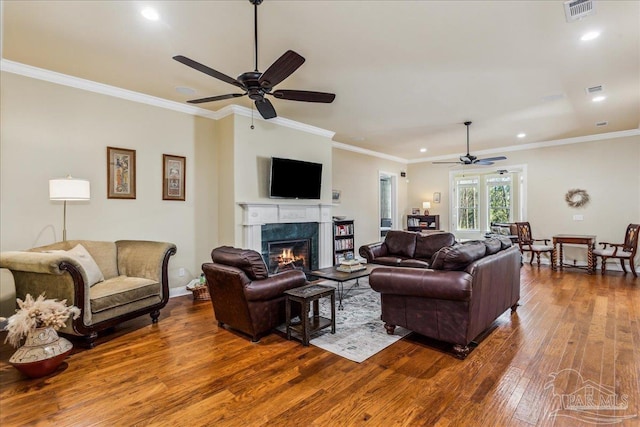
593,223,639,277
515,222,555,268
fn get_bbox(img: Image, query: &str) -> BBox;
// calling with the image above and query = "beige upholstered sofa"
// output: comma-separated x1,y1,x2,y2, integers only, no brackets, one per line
0,240,176,347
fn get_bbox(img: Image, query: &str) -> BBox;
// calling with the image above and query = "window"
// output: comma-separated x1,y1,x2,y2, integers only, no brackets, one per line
487,175,512,224
455,176,479,231
451,169,524,234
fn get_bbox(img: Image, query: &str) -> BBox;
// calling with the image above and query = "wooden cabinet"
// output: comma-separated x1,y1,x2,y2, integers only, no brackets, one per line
333,219,355,264
407,215,440,232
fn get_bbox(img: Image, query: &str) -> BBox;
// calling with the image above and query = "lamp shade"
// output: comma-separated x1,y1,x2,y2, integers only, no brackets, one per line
422,201,431,210
49,177,90,201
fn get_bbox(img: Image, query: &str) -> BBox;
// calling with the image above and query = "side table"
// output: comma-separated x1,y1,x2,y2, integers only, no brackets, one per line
285,284,336,346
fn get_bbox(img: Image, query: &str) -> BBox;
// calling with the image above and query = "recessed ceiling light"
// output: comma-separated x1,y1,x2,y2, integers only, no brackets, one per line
419,148,427,153
141,7,160,21
592,95,606,102
580,31,600,41
175,86,196,95
517,133,526,138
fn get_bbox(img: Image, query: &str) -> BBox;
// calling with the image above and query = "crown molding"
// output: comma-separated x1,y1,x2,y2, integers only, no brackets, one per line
331,141,408,164
226,104,335,138
3,58,636,162
0,59,335,139
411,128,640,164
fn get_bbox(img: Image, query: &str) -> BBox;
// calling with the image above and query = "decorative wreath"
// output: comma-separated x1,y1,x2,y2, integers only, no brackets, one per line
565,189,590,208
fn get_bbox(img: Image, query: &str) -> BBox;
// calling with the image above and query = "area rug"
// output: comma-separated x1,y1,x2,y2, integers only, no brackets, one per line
283,278,411,363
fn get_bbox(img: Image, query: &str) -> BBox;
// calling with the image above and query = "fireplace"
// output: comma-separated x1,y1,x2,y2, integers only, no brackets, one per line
267,239,310,273
241,203,333,270
261,222,319,274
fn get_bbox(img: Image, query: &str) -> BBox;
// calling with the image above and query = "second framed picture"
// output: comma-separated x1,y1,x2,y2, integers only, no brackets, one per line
163,154,186,201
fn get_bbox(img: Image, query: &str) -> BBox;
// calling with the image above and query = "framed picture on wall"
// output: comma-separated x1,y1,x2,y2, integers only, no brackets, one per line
433,192,441,203
107,146,136,199
332,190,341,204
163,154,186,201
411,208,420,215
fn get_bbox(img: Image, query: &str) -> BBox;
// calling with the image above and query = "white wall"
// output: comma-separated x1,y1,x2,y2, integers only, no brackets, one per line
0,72,219,292
332,148,409,250
229,114,334,247
408,135,640,266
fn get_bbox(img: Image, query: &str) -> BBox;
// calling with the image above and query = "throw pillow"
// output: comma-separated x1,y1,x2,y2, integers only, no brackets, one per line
67,244,105,286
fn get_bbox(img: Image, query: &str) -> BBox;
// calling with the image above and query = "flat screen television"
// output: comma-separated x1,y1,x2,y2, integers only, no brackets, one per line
269,157,323,199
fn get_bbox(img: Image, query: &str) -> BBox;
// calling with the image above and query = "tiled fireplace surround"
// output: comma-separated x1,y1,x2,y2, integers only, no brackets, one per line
239,203,334,270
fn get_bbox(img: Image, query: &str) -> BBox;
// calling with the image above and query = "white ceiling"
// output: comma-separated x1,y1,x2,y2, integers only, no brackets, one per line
2,0,639,161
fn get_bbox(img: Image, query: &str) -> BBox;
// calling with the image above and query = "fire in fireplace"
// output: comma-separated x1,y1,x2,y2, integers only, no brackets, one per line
267,239,310,273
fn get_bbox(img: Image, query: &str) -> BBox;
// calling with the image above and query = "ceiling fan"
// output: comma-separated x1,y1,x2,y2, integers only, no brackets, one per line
433,121,507,166
172,0,335,120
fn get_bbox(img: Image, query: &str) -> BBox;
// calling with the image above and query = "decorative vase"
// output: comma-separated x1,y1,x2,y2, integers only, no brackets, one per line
9,327,73,378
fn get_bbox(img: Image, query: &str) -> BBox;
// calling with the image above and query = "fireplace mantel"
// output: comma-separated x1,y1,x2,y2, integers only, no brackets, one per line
238,202,334,268
239,202,333,225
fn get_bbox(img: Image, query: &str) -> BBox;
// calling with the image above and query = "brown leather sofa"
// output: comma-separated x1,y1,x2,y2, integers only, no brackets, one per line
369,237,521,359
359,230,456,268
202,246,307,342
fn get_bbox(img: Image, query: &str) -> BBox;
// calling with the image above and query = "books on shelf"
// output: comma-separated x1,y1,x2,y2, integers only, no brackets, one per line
334,223,354,236
334,238,354,251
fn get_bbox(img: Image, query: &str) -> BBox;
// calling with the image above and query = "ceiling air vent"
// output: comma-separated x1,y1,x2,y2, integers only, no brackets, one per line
596,121,608,127
564,0,595,22
585,85,604,94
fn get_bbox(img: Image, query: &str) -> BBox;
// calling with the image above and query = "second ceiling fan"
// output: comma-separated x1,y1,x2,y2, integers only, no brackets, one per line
433,121,507,166
173,0,335,120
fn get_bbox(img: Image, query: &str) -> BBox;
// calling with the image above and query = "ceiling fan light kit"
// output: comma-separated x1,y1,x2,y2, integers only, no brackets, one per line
433,121,507,166
173,0,335,120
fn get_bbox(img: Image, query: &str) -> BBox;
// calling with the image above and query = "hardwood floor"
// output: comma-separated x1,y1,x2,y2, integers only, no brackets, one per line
1,266,638,426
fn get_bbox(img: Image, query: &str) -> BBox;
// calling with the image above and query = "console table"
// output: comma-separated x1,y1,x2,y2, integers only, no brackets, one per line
552,234,596,273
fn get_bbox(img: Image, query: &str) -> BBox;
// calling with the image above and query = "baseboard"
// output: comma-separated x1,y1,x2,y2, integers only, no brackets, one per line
525,257,638,273
169,287,191,298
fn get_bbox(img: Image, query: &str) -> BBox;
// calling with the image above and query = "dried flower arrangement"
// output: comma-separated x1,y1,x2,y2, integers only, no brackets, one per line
0,293,80,348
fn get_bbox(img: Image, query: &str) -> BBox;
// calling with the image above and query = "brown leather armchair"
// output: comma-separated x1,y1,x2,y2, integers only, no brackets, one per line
202,246,307,342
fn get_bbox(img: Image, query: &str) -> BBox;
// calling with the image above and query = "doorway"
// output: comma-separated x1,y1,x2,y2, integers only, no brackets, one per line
379,172,398,239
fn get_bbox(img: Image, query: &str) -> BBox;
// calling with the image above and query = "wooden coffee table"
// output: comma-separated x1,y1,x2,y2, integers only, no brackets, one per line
308,264,377,309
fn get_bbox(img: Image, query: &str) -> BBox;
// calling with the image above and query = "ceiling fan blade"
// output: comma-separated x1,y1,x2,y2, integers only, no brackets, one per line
474,160,495,166
258,50,305,88
477,156,507,162
255,98,277,119
432,161,463,164
271,90,336,103
173,55,245,89
186,93,246,104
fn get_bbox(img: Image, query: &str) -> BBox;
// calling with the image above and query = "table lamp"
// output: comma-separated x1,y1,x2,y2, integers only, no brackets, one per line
422,201,431,216
49,175,91,241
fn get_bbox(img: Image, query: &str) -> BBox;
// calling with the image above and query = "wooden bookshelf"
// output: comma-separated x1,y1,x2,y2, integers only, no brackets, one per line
333,219,355,264
407,214,440,232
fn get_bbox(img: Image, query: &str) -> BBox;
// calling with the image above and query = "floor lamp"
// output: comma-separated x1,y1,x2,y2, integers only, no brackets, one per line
49,175,91,241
